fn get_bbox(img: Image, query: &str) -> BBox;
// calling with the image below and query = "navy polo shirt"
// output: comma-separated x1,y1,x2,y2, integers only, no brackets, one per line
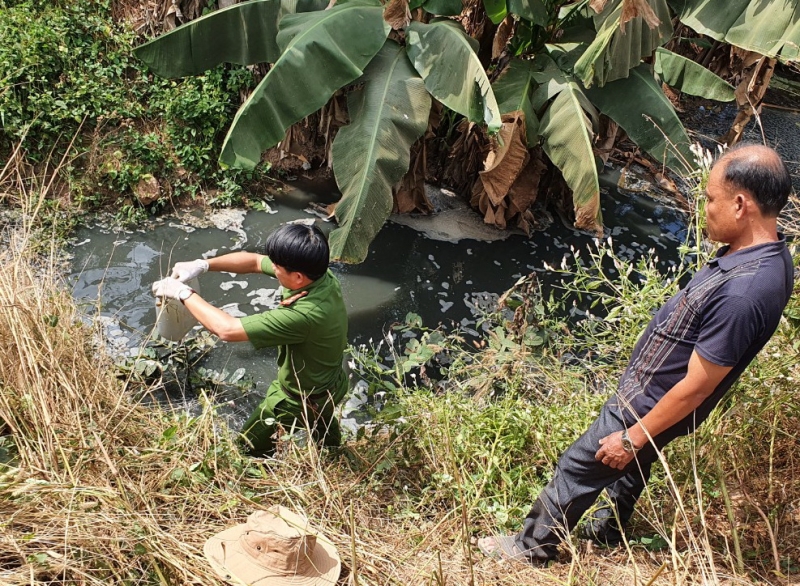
612,236,793,440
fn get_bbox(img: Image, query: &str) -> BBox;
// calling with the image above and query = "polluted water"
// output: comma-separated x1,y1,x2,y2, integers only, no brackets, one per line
69,173,688,432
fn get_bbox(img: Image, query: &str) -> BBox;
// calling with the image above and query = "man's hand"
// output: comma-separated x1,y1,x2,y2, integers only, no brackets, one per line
595,431,635,470
171,259,208,282
153,277,192,301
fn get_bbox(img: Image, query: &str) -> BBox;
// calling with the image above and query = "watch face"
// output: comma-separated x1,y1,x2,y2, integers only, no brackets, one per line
621,432,635,452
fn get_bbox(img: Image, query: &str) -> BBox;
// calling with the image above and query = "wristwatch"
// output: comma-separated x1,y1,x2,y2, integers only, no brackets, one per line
178,287,195,304
621,429,640,454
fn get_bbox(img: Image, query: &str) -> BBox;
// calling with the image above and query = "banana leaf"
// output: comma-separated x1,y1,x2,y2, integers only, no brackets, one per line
674,0,800,62
574,0,672,88
219,0,390,169
492,59,540,143
134,0,327,77
508,0,548,26
585,63,692,172
482,0,507,24
330,41,431,263
654,47,735,102
537,76,602,233
406,20,501,133
531,54,598,131
423,0,463,16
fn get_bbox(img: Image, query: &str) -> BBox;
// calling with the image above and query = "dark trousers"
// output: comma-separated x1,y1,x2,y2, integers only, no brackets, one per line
240,380,346,457
514,403,667,561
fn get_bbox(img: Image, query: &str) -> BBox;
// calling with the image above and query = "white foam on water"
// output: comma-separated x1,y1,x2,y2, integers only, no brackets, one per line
220,280,248,291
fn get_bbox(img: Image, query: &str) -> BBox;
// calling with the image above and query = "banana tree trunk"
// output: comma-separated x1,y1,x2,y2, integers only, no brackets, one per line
720,54,776,146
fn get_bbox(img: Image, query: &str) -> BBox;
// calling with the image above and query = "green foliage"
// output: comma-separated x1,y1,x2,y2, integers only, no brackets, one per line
134,0,285,76
395,389,605,526
675,0,800,63
654,47,736,101
492,58,541,142
0,0,136,151
406,20,501,133
585,64,692,172
219,0,390,169
574,0,673,88
330,41,431,262
0,0,262,217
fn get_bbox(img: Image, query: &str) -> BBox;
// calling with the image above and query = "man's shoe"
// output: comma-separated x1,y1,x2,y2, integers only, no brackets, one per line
579,509,626,547
477,536,554,567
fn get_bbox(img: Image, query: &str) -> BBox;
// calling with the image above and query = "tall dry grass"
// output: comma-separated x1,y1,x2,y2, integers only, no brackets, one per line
0,230,693,585
3,235,791,585
1,143,797,585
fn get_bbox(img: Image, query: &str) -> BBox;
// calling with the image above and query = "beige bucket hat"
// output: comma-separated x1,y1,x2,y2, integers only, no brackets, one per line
203,507,341,585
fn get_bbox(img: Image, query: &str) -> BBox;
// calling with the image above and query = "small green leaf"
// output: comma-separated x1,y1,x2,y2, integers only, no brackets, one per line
482,0,507,24
405,312,423,328
508,0,547,25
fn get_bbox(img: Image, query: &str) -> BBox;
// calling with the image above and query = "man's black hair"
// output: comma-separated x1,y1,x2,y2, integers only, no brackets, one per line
720,142,792,217
265,223,329,281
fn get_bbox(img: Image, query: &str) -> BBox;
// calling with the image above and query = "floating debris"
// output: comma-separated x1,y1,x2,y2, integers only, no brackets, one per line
220,280,248,291
168,223,196,233
207,209,247,250
220,303,247,318
247,288,282,309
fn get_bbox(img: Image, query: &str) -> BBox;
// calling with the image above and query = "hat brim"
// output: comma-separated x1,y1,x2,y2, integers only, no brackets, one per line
203,524,341,586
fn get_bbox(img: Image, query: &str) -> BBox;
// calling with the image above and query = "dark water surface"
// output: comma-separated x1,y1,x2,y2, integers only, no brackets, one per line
69,176,688,428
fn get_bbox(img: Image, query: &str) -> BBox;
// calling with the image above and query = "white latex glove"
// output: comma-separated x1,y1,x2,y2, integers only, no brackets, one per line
171,259,209,282
152,277,192,302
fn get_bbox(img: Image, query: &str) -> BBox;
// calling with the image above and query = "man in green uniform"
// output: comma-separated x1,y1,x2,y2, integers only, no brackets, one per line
151,224,348,456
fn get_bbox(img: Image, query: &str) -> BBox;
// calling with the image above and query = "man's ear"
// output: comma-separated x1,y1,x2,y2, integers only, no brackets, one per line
289,270,312,288
735,193,747,216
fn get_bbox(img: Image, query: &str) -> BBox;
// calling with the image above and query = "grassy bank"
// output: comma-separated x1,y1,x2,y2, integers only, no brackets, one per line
1,188,798,584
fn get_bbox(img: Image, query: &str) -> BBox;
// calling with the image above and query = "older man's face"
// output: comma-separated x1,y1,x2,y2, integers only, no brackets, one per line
704,163,741,244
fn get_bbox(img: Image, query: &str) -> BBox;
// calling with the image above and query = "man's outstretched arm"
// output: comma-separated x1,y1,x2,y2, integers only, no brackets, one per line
172,252,267,281
206,252,266,274
596,351,732,470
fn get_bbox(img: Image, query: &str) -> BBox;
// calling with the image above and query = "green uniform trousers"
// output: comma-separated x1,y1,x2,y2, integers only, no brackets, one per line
240,380,347,456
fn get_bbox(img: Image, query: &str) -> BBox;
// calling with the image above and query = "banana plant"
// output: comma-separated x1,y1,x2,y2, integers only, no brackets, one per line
135,0,755,260
136,0,500,262
487,1,696,234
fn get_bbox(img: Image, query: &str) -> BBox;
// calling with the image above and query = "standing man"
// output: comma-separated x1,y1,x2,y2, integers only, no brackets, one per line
152,223,349,456
478,143,794,564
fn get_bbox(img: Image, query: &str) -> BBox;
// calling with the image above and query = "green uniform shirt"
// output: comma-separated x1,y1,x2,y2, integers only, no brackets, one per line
240,257,348,398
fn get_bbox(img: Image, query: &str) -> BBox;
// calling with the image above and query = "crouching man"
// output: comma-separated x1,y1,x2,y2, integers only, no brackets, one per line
152,223,348,456
479,143,794,564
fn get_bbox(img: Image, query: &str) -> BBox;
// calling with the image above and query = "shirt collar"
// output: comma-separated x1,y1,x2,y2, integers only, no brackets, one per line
711,233,786,271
